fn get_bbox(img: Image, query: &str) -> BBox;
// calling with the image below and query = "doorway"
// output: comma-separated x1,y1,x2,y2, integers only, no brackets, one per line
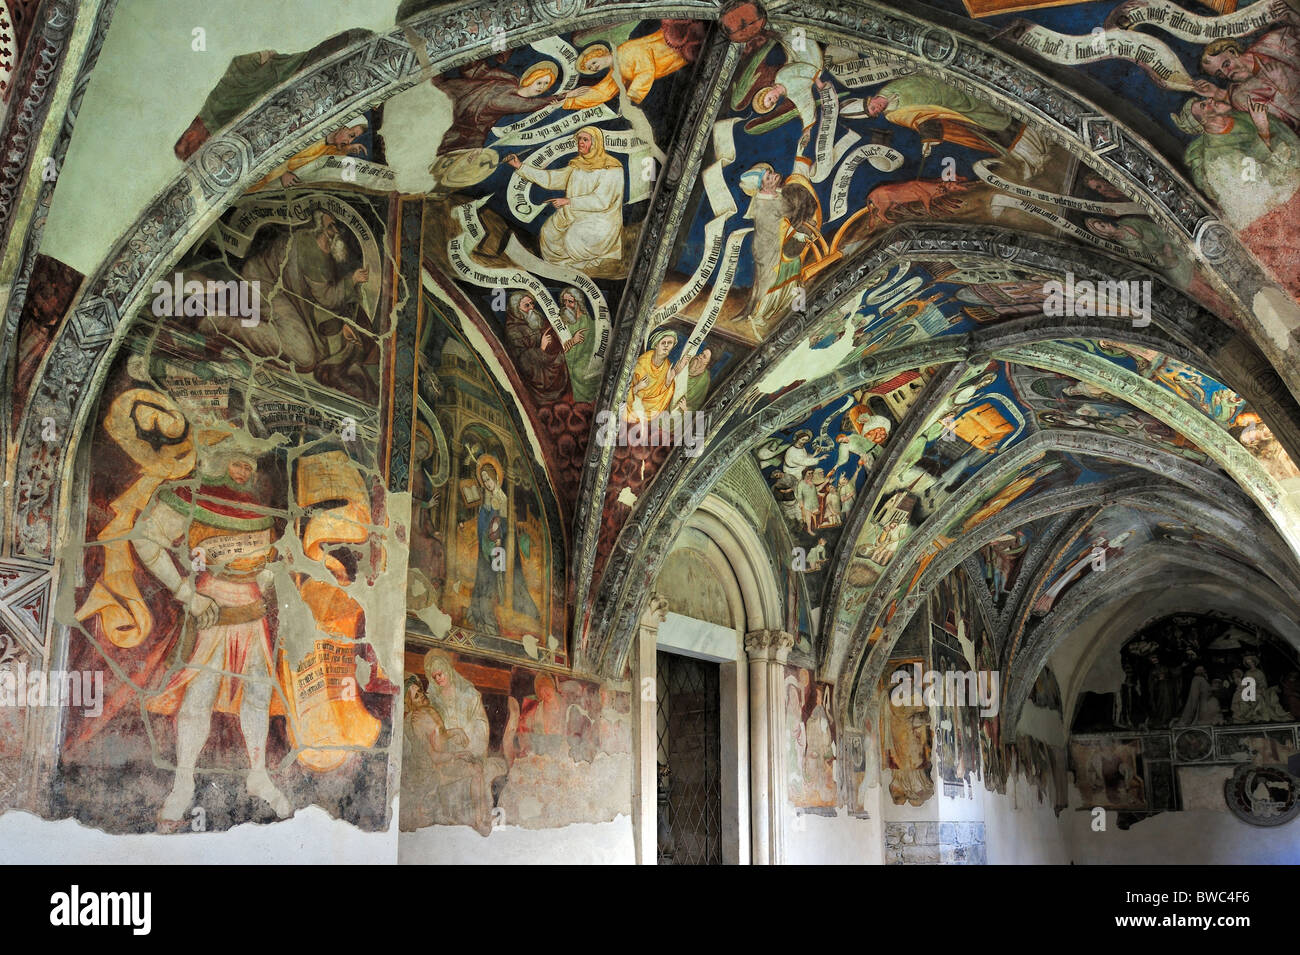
656,651,722,864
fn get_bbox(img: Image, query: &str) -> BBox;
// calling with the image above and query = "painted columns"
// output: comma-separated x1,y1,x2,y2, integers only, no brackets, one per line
745,629,793,865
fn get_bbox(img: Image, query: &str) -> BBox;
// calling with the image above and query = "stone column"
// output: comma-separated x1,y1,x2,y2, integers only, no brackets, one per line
632,593,669,865
745,629,793,865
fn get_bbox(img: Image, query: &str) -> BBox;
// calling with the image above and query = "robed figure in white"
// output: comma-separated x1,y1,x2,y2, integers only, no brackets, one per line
508,125,624,271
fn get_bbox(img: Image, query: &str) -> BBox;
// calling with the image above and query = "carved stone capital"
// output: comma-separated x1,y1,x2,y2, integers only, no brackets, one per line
639,592,670,631
744,629,794,663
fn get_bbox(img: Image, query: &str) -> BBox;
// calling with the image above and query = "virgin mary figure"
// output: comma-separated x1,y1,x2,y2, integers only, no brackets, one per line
465,455,541,636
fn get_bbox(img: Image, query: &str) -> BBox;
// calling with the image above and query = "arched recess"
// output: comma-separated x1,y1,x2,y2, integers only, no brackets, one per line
1052,582,1300,739
1001,546,1300,731
565,0,1300,639
686,496,785,636
638,493,784,865
838,430,1271,727
998,488,1300,674
6,0,730,563
822,334,1300,724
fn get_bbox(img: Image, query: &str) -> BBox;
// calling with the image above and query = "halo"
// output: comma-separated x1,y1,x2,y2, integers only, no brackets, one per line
412,420,434,462
428,147,500,190
738,161,775,197
752,85,781,115
476,453,503,485
520,63,558,90
577,44,611,74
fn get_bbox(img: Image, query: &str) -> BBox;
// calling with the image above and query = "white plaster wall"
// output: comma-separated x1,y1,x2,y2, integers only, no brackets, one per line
1068,809,1300,864
934,777,985,821
982,775,1071,864
0,806,396,864
785,809,883,865
398,813,635,864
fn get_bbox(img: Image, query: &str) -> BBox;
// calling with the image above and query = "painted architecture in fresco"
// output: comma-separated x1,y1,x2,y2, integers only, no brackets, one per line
1,0,1299,863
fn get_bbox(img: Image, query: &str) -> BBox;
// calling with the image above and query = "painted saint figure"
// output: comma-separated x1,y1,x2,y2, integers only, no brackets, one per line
422,651,496,836
625,328,688,423
682,347,713,412
1193,23,1300,137
204,208,373,397
865,75,1049,175
736,162,822,336
562,22,707,110
174,30,371,159
429,61,559,190
504,292,570,402
464,456,541,636
751,34,832,175
558,286,601,403
506,126,625,271
433,61,560,154
251,116,369,191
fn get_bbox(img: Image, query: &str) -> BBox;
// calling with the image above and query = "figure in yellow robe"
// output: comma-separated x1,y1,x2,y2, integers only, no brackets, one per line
250,117,369,191
624,329,688,423
564,30,689,109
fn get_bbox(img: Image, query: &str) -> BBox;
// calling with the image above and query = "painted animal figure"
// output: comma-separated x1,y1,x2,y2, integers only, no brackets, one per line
866,177,974,223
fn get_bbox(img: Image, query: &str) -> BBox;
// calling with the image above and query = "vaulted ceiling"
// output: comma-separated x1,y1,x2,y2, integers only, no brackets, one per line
5,0,1300,736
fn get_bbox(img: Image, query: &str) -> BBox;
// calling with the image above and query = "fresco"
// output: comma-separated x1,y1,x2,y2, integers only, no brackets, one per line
593,319,747,577
1072,612,1300,732
747,262,1052,414
406,22,706,514
754,371,937,625
838,727,877,816
926,568,992,795
1029,505,1152,616
931,614,981,794
405,307,567,668
7,0,1300,862
832,362,1027,605
881,657,935,806
400,645,631,833
973,611,1008,793
142,187,393,405
934,0,1300,299
1070,738,1147,810
1029,665,1064,715
1007,364,1210,465
977,518,1041,614
1071,339,1300,489
174,29,375,161
11,254,83,424
784,666,838,810
54,246,402,832
1066,617,1299,822
657,26,1190,353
